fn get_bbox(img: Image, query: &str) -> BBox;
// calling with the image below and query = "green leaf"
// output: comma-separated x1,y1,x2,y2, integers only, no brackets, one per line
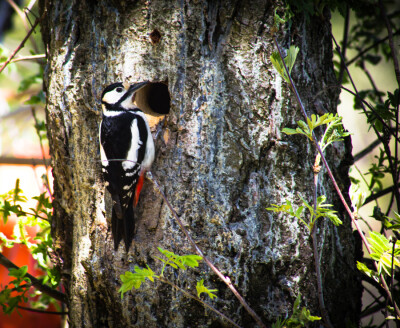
196,279,218,299
324,211,342,226
298,194,314,218
286,294,321,327
18,73,43,92
180,254,203,268
367,232,400,276
285,45,300,73
157,247,202,272
273,8,287,29
267,200,310,230
368,231,390,255
388,89,399,107
25,91,46,105
282,128,299,135
119,266,156,298
8,265,28,279
357,261,378,281
267,201,292,213
270,45,300,84
272,317,286,328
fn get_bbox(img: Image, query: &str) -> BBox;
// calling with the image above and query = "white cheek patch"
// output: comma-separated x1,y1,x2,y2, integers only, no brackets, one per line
102,89,126,104
122,118,140,170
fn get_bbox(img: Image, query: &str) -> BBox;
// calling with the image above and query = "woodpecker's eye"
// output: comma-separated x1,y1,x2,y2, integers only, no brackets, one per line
116,87,123,93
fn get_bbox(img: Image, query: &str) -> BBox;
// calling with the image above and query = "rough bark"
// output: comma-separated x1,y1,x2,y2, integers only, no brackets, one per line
39,0,361,327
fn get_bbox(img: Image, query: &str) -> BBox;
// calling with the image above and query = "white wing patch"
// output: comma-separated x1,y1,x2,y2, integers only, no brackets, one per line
122,118,141,170
135,111,155,170
99,124,109,167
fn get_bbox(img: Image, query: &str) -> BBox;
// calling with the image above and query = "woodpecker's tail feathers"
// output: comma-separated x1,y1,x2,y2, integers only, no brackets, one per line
111,193,123,219
111,201,135,251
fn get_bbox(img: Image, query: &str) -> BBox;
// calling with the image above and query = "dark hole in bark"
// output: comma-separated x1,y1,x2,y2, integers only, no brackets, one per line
134,82,170,116
149,29,161,44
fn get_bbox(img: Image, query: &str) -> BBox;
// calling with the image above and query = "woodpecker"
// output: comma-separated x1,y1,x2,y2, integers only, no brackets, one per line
99,81,155,251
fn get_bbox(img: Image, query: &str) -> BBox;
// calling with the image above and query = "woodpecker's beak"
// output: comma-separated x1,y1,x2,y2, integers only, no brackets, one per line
126,81,149,103
127,81,149,94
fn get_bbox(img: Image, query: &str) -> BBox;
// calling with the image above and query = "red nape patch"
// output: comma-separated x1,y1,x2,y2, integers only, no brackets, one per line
134,171,145,207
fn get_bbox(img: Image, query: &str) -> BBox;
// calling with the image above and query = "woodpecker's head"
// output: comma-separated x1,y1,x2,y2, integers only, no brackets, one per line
101,81,149,111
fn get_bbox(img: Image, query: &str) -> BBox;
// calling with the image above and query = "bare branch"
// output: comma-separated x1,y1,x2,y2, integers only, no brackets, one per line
364,185,397,206
17,305,68,315
0,156,47,165
311,163,334,328
338,5,350,84
10,54,46,63
353,139,382,162
346,28,400,67
31,107,53,200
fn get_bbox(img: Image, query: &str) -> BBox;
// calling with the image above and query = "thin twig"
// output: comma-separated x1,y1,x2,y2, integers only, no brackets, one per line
158,276,242,328
0,12,44,75
378,0,400,220
31,107,53,201
361,286,386,318
0,156,47,165
5,0,39,54
10,54,46,63
334,35,400,210
147,172,266,328
340,87,400,144
17,210,49,221
353,139,382,162
379,0,400,88
338,5,350,84
311,163,334,328
273,36,400,318
390,239,396,310
17,305,68,315
345,28,400,67
0,253,66,304
364,185,397,206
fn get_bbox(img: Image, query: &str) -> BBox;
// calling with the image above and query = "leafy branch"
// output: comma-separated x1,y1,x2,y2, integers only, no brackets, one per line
272,294,321,328
146,172,267,328
0,254,66,306
119,247,233,326
0,181,65,315
267,195,342,232
0,12,45,75
272,37,400,319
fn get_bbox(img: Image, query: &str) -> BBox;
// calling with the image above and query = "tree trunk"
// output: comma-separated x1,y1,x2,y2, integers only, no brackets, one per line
39,0,361,327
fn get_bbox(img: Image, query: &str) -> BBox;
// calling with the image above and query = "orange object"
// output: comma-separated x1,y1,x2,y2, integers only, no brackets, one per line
0,217,62,328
